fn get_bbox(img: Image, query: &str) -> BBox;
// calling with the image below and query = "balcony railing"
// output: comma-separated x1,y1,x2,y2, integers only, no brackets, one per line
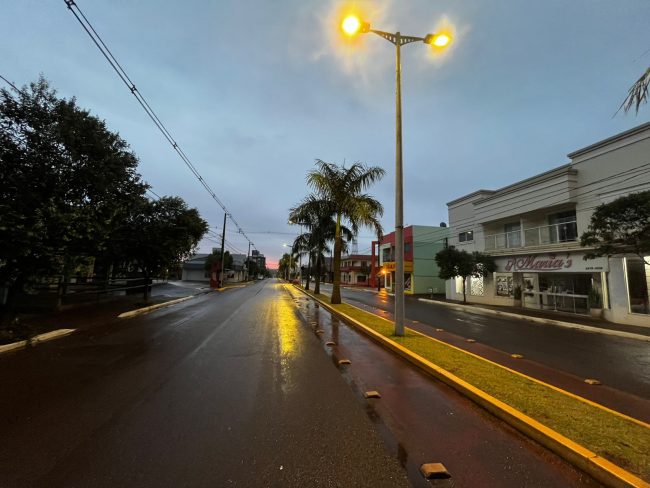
484,231,522,251
523,221,578,247
484,221,577,251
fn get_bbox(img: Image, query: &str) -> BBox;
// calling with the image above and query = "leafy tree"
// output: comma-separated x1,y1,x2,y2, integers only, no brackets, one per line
580,190,650,266
114,197,207,301
435,247,496,304
0,77,146,308
302,160,384,304
204,250,233,285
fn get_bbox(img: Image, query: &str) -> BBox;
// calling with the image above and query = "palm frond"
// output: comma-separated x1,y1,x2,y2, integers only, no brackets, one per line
617,67,650,115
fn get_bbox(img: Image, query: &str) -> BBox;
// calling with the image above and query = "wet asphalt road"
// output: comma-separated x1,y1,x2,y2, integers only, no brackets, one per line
0,280,409,487
318,284,650,403
285,286,600,488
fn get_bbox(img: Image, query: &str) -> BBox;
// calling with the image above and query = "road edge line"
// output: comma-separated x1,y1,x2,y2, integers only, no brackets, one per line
296,287,649,488
418,298,650,342
0,328,76,355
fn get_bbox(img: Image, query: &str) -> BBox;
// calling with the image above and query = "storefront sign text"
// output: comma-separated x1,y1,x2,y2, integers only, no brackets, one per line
505,255,572,272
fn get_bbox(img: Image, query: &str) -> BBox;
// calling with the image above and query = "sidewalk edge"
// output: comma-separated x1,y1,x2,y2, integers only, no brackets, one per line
0,328,76,355
117,294,200,319
295,287,649,488
418,298,650,342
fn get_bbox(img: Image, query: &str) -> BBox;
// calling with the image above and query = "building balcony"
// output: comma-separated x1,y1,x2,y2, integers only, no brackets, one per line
484,221,578,252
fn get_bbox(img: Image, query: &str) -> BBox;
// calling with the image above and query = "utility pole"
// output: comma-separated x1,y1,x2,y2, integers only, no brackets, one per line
246,241,251,281
220,212,227,288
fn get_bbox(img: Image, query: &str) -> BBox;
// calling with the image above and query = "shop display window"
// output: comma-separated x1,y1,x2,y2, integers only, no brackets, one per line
495,273,514,297
625,257,650,315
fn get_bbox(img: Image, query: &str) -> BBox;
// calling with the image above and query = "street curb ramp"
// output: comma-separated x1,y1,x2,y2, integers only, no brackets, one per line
294,286,649,488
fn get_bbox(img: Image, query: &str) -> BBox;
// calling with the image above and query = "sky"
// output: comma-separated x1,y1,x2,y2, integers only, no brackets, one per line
2,0,649,268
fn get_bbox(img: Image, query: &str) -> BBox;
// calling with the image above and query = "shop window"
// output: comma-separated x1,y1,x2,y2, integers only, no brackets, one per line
357,275,366,283
470,276,484,296
495,273,514,297
625,257,650,315
459,231,473,243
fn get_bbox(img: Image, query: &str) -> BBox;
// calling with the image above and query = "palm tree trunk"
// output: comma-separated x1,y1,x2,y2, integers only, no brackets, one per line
314,253,321,295
331,213,342,304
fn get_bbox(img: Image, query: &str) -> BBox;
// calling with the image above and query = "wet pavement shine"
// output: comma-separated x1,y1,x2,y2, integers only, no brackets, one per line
286,285,602,487
0,280,408,487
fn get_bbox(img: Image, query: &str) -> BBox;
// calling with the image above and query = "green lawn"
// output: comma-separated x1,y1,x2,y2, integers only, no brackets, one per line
309,291,650,481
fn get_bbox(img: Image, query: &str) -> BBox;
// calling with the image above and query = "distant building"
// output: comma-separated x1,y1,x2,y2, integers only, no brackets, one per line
444,122,650,326
250,249,266,271
375,225,449,294
181,253,210,282
340,254,372,286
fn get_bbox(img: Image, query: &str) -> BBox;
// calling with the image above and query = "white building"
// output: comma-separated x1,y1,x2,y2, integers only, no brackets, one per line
445,122,650,327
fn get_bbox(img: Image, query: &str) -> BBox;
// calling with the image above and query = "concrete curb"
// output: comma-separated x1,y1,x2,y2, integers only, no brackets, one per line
118,294,198,319
0,328,76,355
295,288,649,488
418,298,650,342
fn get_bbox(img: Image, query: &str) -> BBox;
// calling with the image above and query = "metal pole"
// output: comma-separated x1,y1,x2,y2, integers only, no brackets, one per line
299,223,303,286
246,241,251,281
220,212,227,288
394,33,405,336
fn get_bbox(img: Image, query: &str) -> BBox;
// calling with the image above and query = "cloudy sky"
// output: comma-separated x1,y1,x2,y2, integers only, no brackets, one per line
2,0,649,267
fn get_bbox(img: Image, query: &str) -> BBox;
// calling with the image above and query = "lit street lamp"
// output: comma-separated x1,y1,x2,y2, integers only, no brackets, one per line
341,14,451,336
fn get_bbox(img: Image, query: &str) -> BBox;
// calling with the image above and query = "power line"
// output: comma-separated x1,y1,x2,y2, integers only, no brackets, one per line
0,74,20,93
62,0,256,252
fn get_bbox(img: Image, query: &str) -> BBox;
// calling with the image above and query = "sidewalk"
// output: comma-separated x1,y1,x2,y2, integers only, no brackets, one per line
1,286,208,346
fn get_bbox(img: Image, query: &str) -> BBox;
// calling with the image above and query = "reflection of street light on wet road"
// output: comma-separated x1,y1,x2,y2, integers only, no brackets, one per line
340,14,452,336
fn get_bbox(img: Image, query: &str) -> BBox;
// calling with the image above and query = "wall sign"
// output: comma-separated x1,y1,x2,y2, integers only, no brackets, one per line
496,253,608,273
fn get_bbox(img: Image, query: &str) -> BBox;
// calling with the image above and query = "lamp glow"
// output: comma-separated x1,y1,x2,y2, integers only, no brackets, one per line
432,33,451,47
342,15,362,35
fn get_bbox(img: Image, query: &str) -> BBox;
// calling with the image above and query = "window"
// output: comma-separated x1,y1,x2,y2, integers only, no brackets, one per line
495,273,514,297
549,210,577,243
459,231,474,242
404,243,412,253
504,223,521,248
357,275,366,283
625,257,650,315
381,248,392,262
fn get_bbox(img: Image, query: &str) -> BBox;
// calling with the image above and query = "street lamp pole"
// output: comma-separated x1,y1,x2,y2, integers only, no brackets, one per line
340,17,451,336
394,31,405,336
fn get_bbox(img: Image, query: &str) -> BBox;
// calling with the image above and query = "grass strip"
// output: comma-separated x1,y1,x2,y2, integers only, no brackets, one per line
309,291,650,481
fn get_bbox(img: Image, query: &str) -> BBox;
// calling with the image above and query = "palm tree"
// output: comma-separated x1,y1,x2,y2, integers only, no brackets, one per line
301,160,384,304
619,67,649,114
290,198,353,295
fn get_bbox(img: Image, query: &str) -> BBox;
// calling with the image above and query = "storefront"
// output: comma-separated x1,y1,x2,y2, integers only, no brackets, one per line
493,252,609,315
381,261,414,293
